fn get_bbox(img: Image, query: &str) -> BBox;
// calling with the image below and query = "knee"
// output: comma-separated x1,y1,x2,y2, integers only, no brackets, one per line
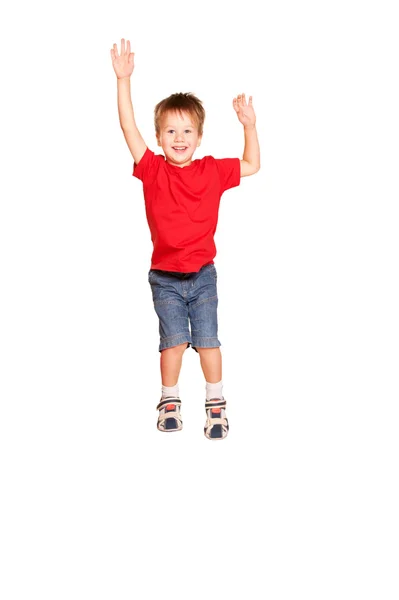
162,343,188,356
196,347,220,356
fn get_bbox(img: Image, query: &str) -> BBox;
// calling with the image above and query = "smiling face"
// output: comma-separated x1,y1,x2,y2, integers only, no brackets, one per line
156,110,202,168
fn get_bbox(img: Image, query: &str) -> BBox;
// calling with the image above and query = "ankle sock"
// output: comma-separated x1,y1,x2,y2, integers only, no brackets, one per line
206,379,223,401
162,383,179,399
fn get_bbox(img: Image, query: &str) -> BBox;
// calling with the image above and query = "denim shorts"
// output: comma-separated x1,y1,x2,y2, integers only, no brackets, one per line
148,263,221,353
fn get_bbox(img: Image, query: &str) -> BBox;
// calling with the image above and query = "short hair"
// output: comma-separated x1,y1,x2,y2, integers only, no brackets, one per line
154,92,205,137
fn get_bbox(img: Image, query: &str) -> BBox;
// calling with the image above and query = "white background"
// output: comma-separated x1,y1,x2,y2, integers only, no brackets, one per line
1,0,398,598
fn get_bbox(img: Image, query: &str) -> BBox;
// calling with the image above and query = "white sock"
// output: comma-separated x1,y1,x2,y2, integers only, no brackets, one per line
162,383,179,399
206,380,223,401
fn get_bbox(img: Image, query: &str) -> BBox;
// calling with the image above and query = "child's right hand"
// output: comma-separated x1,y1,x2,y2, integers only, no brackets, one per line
110,38,135,79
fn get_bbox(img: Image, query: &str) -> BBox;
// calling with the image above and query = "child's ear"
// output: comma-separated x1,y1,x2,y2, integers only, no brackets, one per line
197,136,202,147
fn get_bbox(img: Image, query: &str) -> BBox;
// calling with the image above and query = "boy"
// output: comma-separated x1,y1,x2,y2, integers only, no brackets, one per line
110,38,260,440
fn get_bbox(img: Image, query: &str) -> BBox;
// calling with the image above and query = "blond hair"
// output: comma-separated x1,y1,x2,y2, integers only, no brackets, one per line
154,92,206,137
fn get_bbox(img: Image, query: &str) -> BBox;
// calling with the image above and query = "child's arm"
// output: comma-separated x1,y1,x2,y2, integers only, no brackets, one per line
233,94,260,177
110,39,147,164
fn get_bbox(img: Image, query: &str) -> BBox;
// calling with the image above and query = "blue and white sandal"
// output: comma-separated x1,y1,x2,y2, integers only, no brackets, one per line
204,398,229,440
156,397,183,432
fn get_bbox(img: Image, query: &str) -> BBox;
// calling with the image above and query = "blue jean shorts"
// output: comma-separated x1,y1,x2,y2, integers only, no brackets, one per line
148,263,221,353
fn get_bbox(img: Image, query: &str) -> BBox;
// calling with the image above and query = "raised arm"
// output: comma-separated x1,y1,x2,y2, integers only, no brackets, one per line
110,39,147,164
233,94,260,177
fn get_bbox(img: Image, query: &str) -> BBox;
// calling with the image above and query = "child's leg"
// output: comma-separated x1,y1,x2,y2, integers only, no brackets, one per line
197,347,227,439
160,343,188,386
156,343,187,433
196,347,222,383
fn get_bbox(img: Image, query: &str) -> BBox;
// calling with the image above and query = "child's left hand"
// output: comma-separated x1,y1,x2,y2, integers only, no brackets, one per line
233,94,256,127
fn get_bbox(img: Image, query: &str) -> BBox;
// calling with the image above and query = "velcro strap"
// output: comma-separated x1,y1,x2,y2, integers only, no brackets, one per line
156,398,181,411
205,400,226,410
158,412,181,423
205,417,228,427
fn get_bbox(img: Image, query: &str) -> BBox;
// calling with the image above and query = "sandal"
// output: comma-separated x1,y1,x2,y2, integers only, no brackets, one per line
204,398,229,440
156,397,183,432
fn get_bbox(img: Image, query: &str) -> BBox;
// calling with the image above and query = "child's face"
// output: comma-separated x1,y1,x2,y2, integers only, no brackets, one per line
157,110,202,168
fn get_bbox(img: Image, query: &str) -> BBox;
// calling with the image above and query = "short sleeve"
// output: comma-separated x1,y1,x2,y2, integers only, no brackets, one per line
132,147,160,183
214,158,241,194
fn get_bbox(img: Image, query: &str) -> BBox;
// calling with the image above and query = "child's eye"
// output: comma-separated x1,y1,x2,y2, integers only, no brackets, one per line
168,130,174,133
185,130,192,134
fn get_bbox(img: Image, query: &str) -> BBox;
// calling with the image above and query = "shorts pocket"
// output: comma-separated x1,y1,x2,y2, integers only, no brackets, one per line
209,264,217,281
148,269,156,283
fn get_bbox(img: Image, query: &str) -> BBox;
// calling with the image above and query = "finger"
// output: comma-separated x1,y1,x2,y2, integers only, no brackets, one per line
127,40,131,55
113,43,119,57
249,95,253,105
121,38,125,55
242,93,247,105
233,97,238,111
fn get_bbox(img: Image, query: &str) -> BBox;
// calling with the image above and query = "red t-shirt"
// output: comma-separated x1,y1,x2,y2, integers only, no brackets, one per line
133,147,240,272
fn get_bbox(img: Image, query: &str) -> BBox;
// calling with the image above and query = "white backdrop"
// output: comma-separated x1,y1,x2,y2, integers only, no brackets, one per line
1,1,398,598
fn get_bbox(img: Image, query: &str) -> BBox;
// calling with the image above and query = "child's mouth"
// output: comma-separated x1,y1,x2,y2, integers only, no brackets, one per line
172,147,187,154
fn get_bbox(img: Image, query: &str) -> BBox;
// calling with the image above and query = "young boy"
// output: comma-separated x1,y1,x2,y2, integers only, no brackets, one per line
110,38,260,440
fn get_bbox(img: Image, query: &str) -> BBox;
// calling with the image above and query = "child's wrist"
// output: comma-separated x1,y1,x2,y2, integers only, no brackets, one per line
243,123,256,130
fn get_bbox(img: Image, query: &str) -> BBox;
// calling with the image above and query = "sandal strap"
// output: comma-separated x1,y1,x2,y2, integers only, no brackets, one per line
205,417,228,427
205,399,226,410
156,397,181,411
158,412,182,424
